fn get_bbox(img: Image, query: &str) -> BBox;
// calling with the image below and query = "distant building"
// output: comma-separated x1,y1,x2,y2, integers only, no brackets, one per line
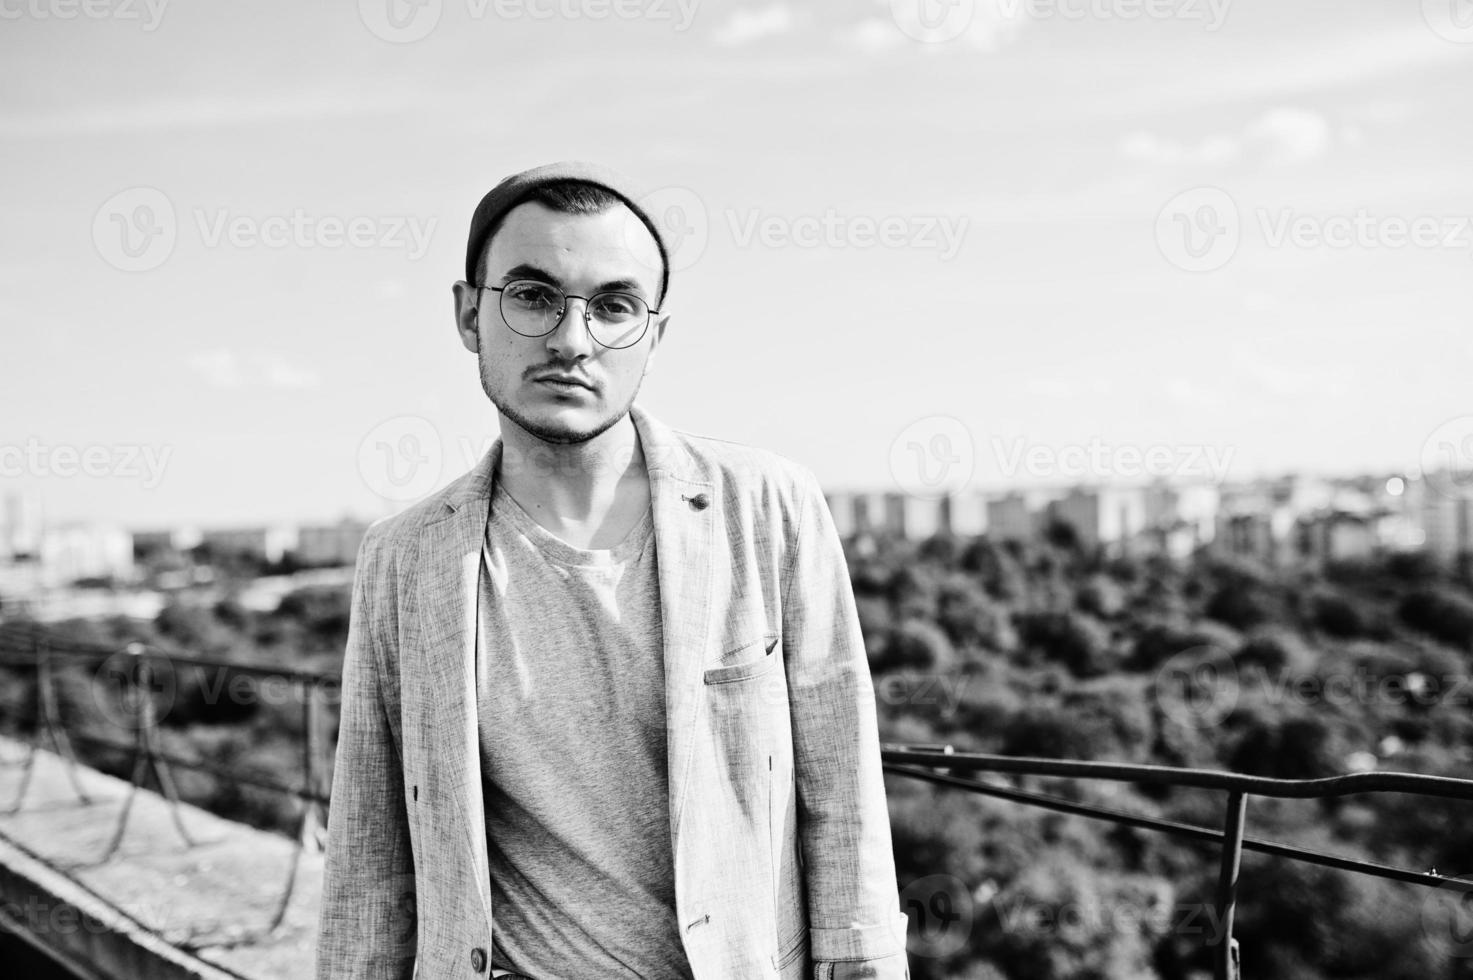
1295,510,1380,565
38,523,134,586
295,519,371,567
824,490,985,540
893,493,945,540
1,491,43,560
131,526,203,559
1268,474,1335,514
1214,511,1279,564
816,471,1459,567
851,492,896,536
1138,482,1219,560
823,492,856,538
1145,482,1219,540
1212,476,1337,565
948,491,987,536
985,492,1032,542
1148,522,1205,561
199,525,298,564
1420,476,1473,568
1047,486,1149,554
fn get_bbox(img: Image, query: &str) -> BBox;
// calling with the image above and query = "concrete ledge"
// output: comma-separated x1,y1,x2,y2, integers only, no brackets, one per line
0,831,242,980
0,735,321,980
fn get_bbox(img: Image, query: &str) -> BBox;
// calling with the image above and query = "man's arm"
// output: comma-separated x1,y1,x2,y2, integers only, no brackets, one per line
781,467,910,978
315,527,417,980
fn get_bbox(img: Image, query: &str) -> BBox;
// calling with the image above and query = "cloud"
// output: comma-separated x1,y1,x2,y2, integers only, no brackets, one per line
0,88,418,139
846,16,905,52
1118,130,1242,167
712,3,795,46
712,0,1026,54
850,0,1026,52
188,349,320,390
1244,107,1334,165
1110,25,1467,119
1165,377,1226,409
1234,353,1357,399
1119,106,1338,168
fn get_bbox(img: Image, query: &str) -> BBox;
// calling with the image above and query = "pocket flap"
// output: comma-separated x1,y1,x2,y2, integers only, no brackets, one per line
702,635,781,685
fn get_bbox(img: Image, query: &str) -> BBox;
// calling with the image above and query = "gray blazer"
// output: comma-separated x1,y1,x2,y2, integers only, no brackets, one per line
314,403,910,979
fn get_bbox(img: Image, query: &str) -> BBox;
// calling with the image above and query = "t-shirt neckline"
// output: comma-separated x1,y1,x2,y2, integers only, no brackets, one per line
488,480,654,567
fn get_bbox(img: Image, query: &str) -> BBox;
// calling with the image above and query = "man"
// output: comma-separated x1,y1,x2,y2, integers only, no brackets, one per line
315,161,910,980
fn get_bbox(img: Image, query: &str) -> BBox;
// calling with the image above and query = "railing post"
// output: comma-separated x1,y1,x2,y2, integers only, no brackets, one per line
303,679,325,850
1213,791,1248,980
3,634,91,813
96,644,195,864
262,678,326,935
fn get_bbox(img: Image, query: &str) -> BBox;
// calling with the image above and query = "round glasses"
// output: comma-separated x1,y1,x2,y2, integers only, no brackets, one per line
478,279,658,350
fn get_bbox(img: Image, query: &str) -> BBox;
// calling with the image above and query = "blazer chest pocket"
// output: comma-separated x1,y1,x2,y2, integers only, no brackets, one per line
702,634,781,685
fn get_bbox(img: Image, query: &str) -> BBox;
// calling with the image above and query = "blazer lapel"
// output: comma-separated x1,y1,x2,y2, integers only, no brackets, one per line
630,405,714,847
416,438,502,925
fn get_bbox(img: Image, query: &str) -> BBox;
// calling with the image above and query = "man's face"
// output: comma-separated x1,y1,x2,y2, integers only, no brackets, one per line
454,200,668,446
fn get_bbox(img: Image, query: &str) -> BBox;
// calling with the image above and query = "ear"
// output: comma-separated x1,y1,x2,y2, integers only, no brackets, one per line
642,312,671,375
452,280,480,353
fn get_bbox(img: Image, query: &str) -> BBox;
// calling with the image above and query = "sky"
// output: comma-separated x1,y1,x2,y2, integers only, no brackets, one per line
2,0,1471,528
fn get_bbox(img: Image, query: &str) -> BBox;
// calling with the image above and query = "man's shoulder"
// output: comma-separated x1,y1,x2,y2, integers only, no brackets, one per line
356,467,480,556
664,423,817,493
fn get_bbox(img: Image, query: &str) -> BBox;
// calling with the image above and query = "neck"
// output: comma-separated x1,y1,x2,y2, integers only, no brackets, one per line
495,412,646,524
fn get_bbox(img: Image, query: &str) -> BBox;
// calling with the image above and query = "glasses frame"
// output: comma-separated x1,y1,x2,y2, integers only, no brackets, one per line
475,280,661,351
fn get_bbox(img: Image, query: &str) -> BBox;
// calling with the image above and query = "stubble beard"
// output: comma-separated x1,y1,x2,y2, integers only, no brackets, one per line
478,346,639,446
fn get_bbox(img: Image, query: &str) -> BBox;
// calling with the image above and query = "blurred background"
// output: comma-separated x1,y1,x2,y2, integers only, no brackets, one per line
2,1,1473,978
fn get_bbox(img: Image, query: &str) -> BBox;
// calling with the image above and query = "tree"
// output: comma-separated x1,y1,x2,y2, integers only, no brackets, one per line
885,618,956,671
1226,708,1343,780
979,858,1173,980
1076,574,1126,619
1016,610,1117,677
937,574,1015,653
1398,588,1473,650
960,538,1028,603
1308,588,1366,639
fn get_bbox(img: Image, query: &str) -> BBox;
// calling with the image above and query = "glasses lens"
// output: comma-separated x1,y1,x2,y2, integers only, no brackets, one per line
499,281,563,336
586,292,650,349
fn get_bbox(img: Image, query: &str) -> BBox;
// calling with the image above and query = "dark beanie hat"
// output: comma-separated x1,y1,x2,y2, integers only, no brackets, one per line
464,160,671,303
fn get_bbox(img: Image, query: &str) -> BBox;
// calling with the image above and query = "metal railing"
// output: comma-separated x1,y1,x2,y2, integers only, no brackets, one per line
0,621,335,952
880,743,1473,980
3,621,1471,978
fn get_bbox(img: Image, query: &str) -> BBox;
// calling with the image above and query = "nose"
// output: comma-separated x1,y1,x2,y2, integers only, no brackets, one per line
544,295,595,359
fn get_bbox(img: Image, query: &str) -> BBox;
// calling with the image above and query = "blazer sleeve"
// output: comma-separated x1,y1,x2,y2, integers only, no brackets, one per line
781,466,911,968
315,525,417,980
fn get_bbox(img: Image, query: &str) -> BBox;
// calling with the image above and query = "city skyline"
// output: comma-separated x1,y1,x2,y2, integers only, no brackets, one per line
0,429,1464,529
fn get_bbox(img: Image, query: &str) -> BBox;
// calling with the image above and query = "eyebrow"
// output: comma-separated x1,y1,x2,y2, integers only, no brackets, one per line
498,264,651,301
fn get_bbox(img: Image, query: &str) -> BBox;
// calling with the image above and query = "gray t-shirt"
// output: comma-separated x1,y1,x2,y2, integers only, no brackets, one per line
476,479,693,979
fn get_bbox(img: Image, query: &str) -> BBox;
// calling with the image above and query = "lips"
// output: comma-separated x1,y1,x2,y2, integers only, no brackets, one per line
533,373,593,391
